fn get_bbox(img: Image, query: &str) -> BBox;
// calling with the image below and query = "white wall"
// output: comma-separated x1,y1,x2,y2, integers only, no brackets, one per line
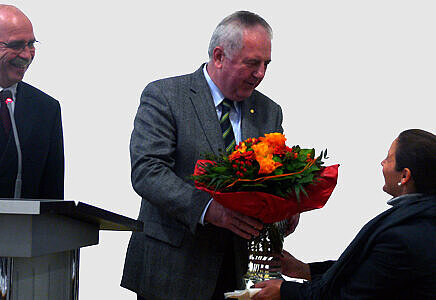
6,1,436,298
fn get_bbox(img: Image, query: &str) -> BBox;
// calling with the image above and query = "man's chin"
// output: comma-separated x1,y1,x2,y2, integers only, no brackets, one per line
10,71,26,84
235,89,255,101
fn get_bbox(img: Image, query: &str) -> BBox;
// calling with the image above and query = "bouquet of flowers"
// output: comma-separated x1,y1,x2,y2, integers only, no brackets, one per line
193,133,338,222
192,133,339,283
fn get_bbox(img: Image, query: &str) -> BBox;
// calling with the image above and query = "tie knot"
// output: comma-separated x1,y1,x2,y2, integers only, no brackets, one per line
221,98,235,112
0,90,5,103
221,98,234,109
0,90,13,104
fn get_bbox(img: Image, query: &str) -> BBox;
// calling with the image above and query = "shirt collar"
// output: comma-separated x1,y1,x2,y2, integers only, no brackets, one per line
203,64,240,113
203,64,225,108
0,83,18,99
387,193,423,206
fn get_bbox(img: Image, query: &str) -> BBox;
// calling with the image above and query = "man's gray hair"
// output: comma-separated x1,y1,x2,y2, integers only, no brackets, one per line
208,11,273,59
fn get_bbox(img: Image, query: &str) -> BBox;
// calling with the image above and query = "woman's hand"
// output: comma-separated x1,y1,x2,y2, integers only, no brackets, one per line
250,250,311,280
252,279,283,300
278,250,311,280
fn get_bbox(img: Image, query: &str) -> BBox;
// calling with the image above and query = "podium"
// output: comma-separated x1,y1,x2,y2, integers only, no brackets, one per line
0,199,143,300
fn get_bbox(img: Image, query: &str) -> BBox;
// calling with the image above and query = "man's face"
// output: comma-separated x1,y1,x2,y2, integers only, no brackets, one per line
0,13,35,88
216,25,271,102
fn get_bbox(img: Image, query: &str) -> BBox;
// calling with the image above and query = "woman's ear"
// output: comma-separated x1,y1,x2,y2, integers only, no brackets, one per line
400,168,412,185
400,168,416,193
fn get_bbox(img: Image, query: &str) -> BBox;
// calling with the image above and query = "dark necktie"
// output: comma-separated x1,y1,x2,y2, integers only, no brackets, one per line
219,98,236,154
0,90,12,136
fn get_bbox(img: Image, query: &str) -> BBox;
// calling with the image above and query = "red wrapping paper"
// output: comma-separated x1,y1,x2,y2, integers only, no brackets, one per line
195,163,339,223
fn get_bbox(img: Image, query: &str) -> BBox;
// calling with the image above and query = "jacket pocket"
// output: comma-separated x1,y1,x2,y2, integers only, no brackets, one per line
144,221,184,247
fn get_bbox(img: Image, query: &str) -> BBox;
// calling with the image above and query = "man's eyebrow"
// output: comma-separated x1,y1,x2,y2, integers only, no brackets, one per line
6,39,37,43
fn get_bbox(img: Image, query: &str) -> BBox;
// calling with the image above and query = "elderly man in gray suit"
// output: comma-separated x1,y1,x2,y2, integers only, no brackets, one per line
121,10,298,300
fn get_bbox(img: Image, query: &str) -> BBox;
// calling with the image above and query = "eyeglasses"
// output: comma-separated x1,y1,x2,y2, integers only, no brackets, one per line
0,40,39,52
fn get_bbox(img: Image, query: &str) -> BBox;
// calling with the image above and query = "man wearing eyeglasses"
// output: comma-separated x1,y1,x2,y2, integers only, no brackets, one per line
0,5,64,200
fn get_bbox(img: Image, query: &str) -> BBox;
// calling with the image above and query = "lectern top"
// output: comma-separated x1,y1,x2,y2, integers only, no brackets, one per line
0,198,143,232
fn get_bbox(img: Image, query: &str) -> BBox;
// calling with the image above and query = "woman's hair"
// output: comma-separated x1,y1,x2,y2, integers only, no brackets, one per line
208,10,272,60
396,129,436,193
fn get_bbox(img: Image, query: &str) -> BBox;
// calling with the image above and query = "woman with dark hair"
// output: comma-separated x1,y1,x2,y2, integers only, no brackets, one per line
252,129,436,299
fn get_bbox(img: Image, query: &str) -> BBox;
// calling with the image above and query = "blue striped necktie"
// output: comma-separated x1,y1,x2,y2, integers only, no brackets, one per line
219,98,236,154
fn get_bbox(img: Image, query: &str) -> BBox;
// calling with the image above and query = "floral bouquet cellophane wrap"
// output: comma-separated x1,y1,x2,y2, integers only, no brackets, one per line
192,133,339,284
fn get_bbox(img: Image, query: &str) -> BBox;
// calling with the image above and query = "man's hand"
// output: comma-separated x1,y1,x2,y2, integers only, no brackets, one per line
284,213,300,236
205,200,263,239
252,279,283,300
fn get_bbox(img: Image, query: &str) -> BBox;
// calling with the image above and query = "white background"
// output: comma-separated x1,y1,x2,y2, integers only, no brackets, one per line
5,1,436,298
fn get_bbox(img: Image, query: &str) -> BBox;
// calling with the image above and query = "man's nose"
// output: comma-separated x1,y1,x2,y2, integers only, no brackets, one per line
253,63,266,79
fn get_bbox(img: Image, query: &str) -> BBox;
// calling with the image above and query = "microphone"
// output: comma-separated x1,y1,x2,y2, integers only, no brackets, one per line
3,90,22,199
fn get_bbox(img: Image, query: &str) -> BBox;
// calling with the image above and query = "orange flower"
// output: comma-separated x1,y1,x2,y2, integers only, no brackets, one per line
229,142,248,160
256,153,282,174
252,141,282,174
259,133,286,147
252,141,270,157
239,142,247,153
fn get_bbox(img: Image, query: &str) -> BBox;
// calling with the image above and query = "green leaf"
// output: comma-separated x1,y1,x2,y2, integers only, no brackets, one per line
300,185,309,198
299,174,315,184
212,166,229,174
274,169,284,175
310,148,315,158
294,184,301,201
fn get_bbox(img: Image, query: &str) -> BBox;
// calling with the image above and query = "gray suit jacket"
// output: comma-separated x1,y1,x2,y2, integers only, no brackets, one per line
121,65,283,299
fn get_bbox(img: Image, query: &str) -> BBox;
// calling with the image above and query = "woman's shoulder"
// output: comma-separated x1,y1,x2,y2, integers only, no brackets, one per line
376,216,436,264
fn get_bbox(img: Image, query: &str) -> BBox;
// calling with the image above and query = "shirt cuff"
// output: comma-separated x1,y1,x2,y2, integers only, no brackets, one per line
199,199,213,225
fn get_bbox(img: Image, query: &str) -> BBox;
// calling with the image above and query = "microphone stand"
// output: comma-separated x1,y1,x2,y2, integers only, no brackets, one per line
6,100,22,199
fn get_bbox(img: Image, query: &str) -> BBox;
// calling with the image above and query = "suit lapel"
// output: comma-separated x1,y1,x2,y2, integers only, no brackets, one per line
0,82,34,177
188,66,225,156
240,94,259,140
14,82,37,147
0,132,16,177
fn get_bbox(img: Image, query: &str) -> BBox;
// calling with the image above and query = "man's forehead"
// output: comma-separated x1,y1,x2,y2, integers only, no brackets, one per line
0,17,34,41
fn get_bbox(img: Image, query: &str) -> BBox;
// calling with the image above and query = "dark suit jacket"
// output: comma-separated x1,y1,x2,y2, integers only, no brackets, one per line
0,81,64,199
121,65,283,299
281,193,436,299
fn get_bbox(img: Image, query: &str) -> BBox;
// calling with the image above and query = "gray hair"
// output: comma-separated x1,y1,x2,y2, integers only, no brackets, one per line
207,11,273,59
